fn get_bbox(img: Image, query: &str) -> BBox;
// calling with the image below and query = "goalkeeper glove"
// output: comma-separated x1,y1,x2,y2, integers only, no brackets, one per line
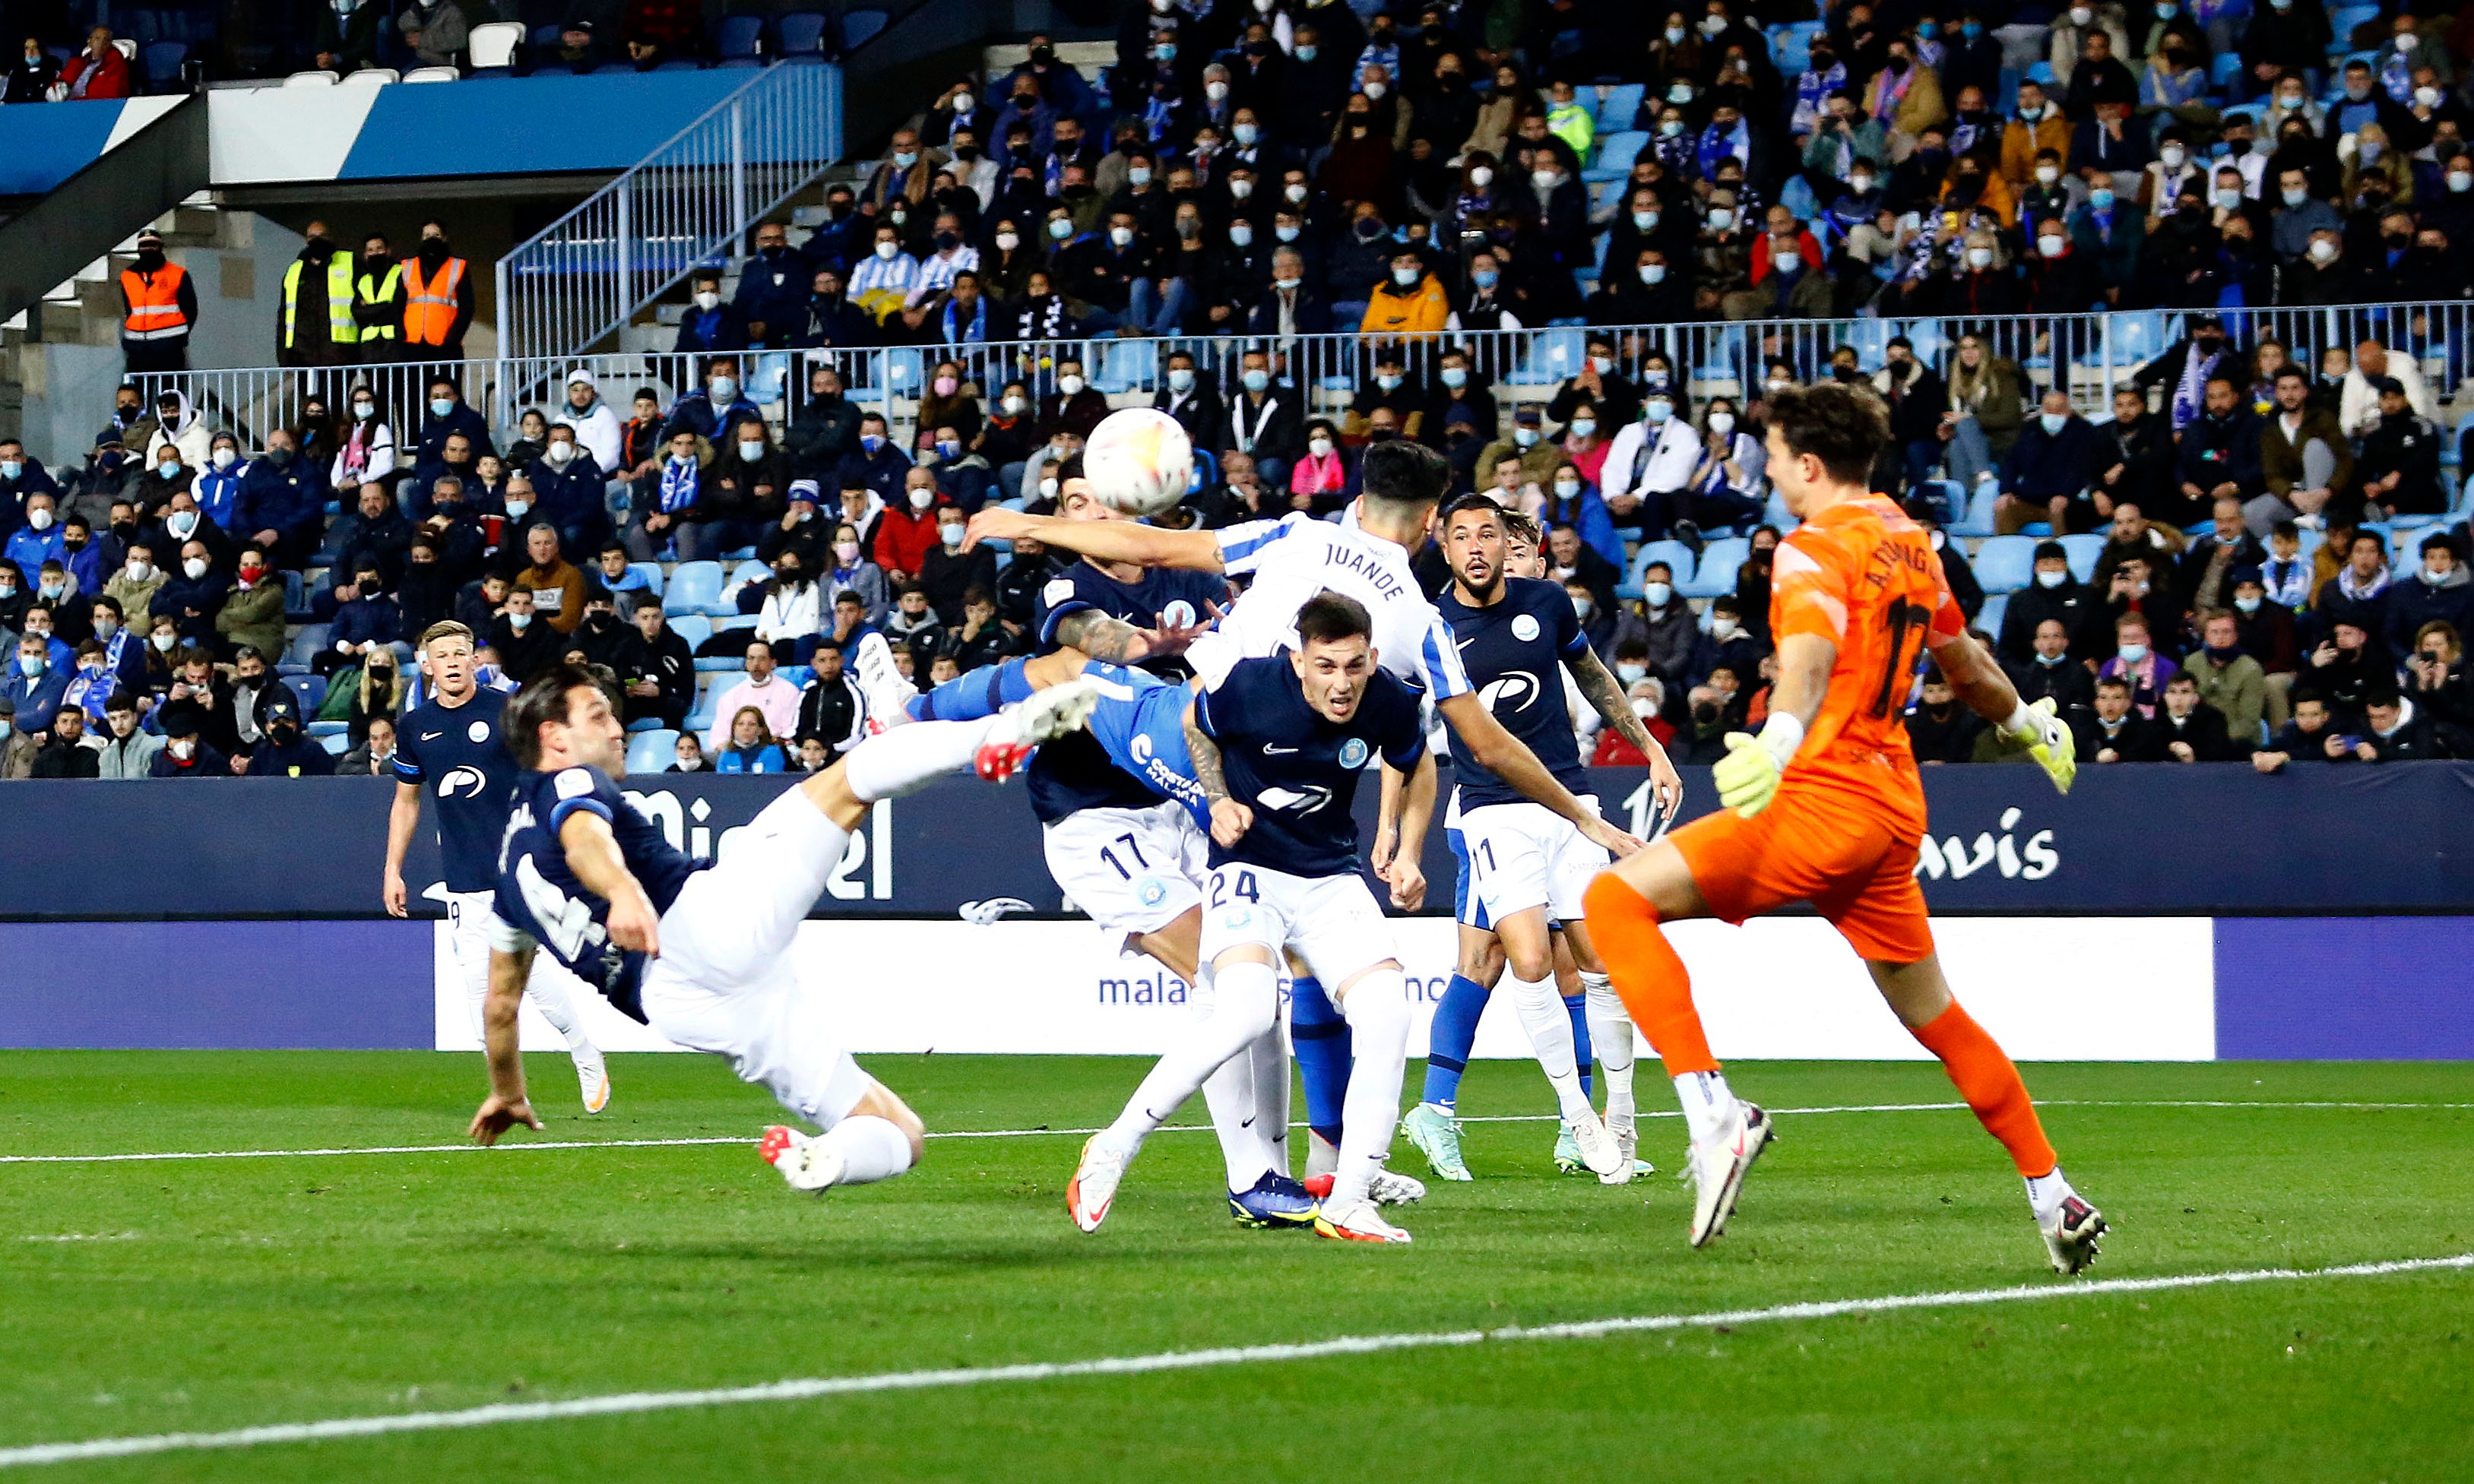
1712,714,1804,819
2003,696,2076,795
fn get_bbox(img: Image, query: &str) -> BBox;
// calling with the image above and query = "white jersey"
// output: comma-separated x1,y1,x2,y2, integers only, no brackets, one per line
1188,514,1471,701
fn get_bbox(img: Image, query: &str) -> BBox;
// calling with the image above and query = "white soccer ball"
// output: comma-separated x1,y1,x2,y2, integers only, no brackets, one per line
1083,406,1195,517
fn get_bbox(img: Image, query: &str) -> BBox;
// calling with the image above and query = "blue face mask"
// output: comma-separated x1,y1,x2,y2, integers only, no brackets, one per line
1241,369,1270,391
1294,44,1316,60
17,654,43,677
1471,268,1498,289
936,439,960,459
860,434,884,453
2089,188,2116,210
1440,366,1468,388
1962,20,1982,37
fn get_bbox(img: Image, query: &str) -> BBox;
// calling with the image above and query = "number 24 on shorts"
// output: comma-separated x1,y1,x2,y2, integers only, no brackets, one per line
1210,870,1260,908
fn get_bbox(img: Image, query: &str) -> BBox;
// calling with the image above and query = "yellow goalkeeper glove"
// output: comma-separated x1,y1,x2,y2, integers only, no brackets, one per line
1713,714,1804,819
2004,696,2077,794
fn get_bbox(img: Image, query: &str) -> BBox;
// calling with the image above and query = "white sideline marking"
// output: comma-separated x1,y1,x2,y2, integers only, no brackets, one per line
0,1251,2464,1469
0,1099,2461,1167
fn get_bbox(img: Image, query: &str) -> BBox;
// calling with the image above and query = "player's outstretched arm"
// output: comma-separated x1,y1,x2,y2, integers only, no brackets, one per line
1183,700,1252,846
1437,691,1644,856
967,509,1225,572
382,780,423,917
558,812,663,957
1375,751,1436,911
1930,628,2076,793
1566,646,1682,818
468,943,543,1145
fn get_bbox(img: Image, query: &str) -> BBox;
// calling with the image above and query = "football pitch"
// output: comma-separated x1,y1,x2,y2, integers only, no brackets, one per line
0,1052,2467,1481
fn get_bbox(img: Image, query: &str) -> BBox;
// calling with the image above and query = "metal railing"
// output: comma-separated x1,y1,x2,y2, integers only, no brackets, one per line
493,59,841,365
118,300,2474,462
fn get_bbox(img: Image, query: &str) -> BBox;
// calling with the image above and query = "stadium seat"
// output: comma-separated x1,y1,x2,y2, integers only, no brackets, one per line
345,67,399,86
284,69,337,87
663,560,729,616
1595,83,1642,132
1506,326,1588,386
626,729,680,774
1583,131,1648,183
1679,538,1749,599
318,733,350,757
716,614,759,632
402,66,459,83
1972,535,2036,593
716,15,765,57
1976,593,2008,639
2057,533,2105,583
141,41,185,92
283,674,328,715
840,8,889,49
1094,338,1158,394
1949,480,1999,537
668,613,713,649
627,562,667,597
467,21,521,69
778,12,828,54
1620,539,1696,599
283,625,330,674
728,558,773,591
685,672,740,733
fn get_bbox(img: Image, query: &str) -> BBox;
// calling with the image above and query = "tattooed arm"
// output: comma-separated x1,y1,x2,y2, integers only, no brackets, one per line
1051,608,1147,663
1183,699,1253,846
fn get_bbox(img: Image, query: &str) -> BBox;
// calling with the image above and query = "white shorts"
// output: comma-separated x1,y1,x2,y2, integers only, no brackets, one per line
638,785,872,1128
1456,796,1609,928
1197,862,1398,988
1042,801,1208,944
448,888,569,1028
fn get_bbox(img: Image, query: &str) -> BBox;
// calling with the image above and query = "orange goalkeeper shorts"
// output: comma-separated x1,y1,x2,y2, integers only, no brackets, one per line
1668,769,1935,966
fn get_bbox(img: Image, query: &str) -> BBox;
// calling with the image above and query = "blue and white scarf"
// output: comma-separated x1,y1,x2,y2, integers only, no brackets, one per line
658,455,702,514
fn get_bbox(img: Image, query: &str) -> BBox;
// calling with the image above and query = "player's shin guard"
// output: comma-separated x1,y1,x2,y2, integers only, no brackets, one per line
1580,874,1718,1078
1419,973,1486,1110
1582,973,1636,1127
1506,972,1592,1122
842,717,996,801
1910,1001,2058,1178
1326,970,1411,1213
813,1115,915,1185
904,656,1037,723
1097,959,1281,1160
1288,974,1352,1159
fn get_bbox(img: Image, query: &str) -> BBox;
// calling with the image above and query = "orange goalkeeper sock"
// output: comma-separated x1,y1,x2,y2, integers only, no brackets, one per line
1910,1001,2057,1178
1582,873,1717,1078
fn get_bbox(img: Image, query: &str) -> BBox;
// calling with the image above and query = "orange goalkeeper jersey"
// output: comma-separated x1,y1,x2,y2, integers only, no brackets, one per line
1767,495,1967,788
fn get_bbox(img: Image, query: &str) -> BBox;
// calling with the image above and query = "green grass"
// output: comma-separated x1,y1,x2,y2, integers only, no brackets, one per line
0,1052,2469,1481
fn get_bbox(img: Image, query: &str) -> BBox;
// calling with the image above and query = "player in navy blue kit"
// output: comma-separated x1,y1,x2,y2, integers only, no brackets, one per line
465,657,1103,1199
1404,499,1686,1185
1066,593,1437,1245
383,621,609,1112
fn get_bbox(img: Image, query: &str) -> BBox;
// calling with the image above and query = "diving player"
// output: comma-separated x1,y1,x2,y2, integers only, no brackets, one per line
1581,381,2105,1272
1403,497,1685,1184
467,658,1103,1198
1064,593,1436,1243
384,620,610,1112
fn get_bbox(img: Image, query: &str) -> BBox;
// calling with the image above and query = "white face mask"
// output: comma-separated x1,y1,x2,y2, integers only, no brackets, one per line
737,441,764,464
1966,246,1994,268
1570,418,1597,439
211,448,236,470
2308,239,2339,263
694,290,720,311
1058,374,1086,396
182,557,208,580
1285,182,1308,203
1645,399,1674,425
1532,168,1561,192
874,239,899,261
2038,233,2066,256
26,508,52,530
1712,618,1741,641
994,231,1018,251
2035,165,2059,185
1307,435,1333,457
1553,478,1580,498
835,540,860,563
545,441,575,466
1773,249,1801,272
166,511,198,538
508,611,532,631
908,486,934,511
1707,209,1733,230
1643,581,1672,606
1469,166,1494,188
2040,412,2067,435
2161,145,2186,168
1363,81,1386,100
504,498,531,518
1708,412,1735,436
1640,263,1666,284
940,524,965,549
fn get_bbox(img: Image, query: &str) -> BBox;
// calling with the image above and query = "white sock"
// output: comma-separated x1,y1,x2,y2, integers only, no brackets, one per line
1326,969,1411,1212
1582,973,1635,1128
520,966,597,1055
1248,1027,1291,1178
2025,1166,2073,1221
1507,970,1592,1122
1305,1130,1339,1179
1674,1069,1740,1144
1099,959,1278,1160
1201,1055,1273,1192
842,717,995,802
814,1115,914,1186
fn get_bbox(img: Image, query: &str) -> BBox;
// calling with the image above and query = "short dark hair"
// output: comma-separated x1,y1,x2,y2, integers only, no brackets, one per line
2095,676,2133,696
1764,380,1890,486
505,660,618,770
1440,492,1506,530
1359,439,1451,511
1294,590,1373,647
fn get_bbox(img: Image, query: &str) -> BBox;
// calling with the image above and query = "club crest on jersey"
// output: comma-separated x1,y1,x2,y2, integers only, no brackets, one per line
554,768,595,799
1337,738,1369,769
1510,613,1540,641
1160,600,1197,628
437,765,490,799
1478,672,1541,714
467,720,491,742
1137,877,1170,908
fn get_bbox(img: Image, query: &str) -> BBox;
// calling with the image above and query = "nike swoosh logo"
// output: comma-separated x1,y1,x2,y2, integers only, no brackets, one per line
1456,636,1478,650
421,732,442,740
1240,1115,1256,1128
1262,744,1299,754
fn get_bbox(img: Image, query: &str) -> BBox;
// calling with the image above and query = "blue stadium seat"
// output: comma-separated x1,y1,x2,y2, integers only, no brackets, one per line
695,652,745,672
627,562,667,596
1094,338,1158,394
1678,538,1748,599
729,558,773,590
716,613,759,632
1584,131,1648,183
1972,534,2037,593
2057,533,2105,583
2109,312,2168,365
1902,318,1950,365
318,733,350,757
141,40,186,93
283,674,328,715
2391,525,2437,568
685,672,740,733
668,613,713,649
1949,480,1999,536
282,625,329,674
1619,539,1696,599
778,12,828,54
654,57,704,71
1506,325,1588,386
663,559,728,616
1975,593,2008,639
2210,52,2242,87
840,8,889,49
1595,83,1642,132
1839,319,1892,369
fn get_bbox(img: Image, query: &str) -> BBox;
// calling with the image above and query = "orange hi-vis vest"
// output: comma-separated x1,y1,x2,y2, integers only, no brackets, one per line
121,263,188,340
402,255,467,346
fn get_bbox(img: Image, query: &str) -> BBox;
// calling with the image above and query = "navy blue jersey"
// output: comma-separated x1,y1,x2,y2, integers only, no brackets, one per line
1025,558,1227,824
490,765,708,1023
1193,656,1425,876
1433,576,1592,811
392,689,521,893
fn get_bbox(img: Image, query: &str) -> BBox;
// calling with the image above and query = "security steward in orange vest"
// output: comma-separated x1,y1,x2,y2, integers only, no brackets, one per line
119,229,198,375
401,220,475,366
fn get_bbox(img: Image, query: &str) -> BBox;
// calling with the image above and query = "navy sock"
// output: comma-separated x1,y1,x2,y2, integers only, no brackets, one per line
905,655,1034,722
1566,992,1594,1101
1288,974,1351,1147
1420,973,1488,1110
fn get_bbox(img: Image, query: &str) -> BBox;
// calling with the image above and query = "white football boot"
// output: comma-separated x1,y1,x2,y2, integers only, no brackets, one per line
1067,1135,1129,1234
975,678,1103,783
1684,1102,1774,1248
1314,1198,1412,1245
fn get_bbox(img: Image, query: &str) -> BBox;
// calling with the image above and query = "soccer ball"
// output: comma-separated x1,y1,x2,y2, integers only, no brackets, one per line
1083,407,1195,517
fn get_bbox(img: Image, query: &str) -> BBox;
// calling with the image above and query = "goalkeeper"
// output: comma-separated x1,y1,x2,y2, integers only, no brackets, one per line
1581,379,2106,1277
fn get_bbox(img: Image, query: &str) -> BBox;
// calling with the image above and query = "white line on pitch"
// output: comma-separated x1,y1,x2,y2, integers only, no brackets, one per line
0,1251,2464,1470
0,1098,2460,1168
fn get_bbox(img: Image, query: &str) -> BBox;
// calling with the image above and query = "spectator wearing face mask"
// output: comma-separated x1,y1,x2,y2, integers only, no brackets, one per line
0,436,59,530
146,698,226,779
682,422,786,562
5,632,68,735
738,550,822,662
242,691,336,777
1996,542,2096,665
152,540,229,648
1597,392,1704,540
528,425,610,556
874,470,949,584
214,548,287,665
103,542,167,634
660,360,763,448
915,505,997,626
94,691,160,777
5,490,63,585
836,412,916,508
314,561,401,676
1358,248,1447,339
